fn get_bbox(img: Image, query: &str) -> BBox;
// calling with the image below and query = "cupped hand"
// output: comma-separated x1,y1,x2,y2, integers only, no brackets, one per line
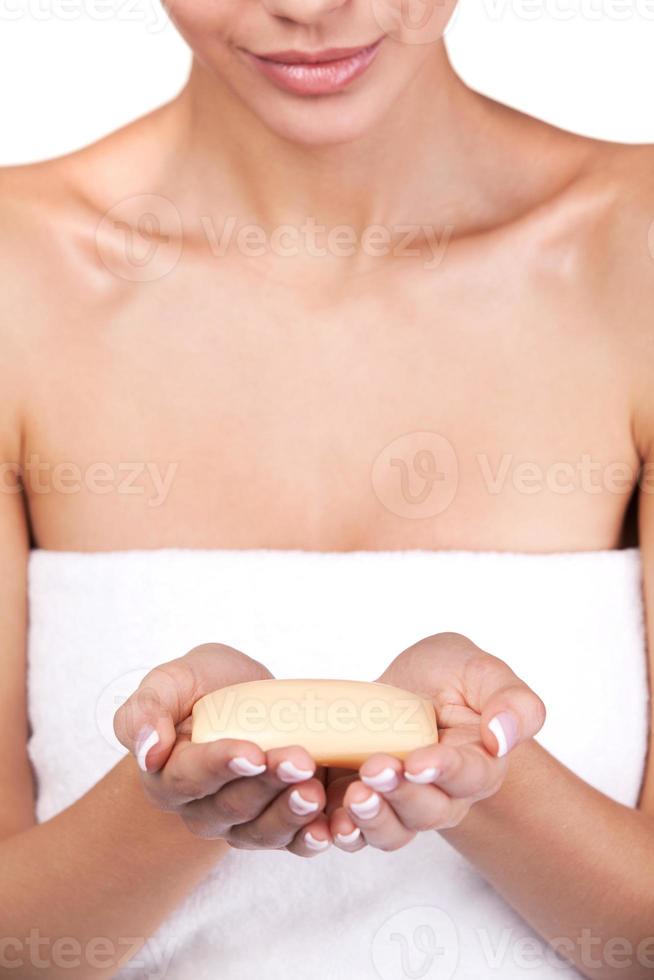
114,643,331,857
327,632,546,852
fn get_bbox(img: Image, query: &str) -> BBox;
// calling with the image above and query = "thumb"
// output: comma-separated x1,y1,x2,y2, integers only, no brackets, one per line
113,643,272,773
479,674,547,758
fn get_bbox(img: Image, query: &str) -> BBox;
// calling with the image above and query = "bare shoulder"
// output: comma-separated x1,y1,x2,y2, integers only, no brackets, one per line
516,129,654,441
587,140,654,263
0,156,88,297
0,155,99,420
583,141,654,454
0,159,80,449
526,131,654,279
0,107,179,445
0,100,181,304
581,139,654,333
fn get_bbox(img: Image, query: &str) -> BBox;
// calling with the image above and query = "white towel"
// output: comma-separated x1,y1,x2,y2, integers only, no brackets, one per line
27,547,649,980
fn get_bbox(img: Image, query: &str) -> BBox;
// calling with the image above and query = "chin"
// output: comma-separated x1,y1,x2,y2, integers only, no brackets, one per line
245,92,394,147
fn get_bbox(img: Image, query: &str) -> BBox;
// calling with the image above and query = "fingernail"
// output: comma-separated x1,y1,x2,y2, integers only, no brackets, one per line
361,767,399,793
404,766,440,785
277,760,314,783
335,827,361,846
135,727,159,773
489,711,519,758
304,832,330,852
289,789,320,816
350,792,381,820
228,757,267,777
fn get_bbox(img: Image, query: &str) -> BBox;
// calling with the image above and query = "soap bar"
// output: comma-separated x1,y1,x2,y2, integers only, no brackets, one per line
191,678,438,767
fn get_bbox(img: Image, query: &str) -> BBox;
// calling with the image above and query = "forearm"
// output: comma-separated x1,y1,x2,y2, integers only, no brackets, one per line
1,755,227,979
442,740,654,979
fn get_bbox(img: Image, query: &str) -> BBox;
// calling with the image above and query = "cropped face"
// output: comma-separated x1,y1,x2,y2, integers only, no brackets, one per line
167,0,457,145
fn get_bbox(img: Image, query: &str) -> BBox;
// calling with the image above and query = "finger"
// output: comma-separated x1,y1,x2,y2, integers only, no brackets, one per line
263,744,318,786
342,780,415,852
325,769,366,851
325,770,358,817
360,752,463,831
403,740,505,801
287,817,333,858
114,643,272,773
474,657,546,757
357,753,448,832
184,744,318,835
182,770,279,836
218,742,318,815
359,754,403,794
328,807,366,851
227,778,326,849
325,774,364,848
147,737,267,809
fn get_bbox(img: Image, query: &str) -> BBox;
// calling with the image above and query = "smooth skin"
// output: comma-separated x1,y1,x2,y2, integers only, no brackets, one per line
114,644,332,854
114,635,545,853
1,0,654,976
327,633,547,851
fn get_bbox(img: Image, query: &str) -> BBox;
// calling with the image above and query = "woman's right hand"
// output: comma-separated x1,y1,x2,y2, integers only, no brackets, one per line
114,643,331,857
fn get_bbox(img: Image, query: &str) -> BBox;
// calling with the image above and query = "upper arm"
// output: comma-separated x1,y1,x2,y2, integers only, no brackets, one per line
638,478,654,815
0,176,37,837
0,398,33,838
606,146,654,815
0,161,102,837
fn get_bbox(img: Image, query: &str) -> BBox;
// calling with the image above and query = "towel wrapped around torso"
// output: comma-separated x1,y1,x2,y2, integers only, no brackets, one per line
27,547,649,979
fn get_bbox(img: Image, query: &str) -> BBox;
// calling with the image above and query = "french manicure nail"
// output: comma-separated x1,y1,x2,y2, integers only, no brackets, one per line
489,711,519,758
350,792,381,820
289,789,320,816
335,827,361,846
361,767,399,793
304,832,330,852
277,760,315,783
135,727,159,773
404,766,440,785
228,757,267,777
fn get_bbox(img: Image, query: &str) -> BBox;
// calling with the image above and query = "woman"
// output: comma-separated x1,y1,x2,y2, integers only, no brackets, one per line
1,0,653,977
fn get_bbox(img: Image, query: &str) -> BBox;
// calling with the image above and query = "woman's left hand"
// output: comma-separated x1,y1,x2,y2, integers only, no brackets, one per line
326,632,546,852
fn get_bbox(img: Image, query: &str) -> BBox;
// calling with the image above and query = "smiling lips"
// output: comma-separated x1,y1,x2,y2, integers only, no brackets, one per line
246,39,384,96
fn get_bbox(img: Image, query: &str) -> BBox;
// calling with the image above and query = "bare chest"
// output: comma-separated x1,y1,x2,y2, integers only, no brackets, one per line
24,256,638,552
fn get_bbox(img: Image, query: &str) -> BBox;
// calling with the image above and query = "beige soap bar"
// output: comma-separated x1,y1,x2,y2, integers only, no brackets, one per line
192,678,438,767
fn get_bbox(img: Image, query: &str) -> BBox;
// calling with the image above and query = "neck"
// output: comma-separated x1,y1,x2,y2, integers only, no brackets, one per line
158,44,590,240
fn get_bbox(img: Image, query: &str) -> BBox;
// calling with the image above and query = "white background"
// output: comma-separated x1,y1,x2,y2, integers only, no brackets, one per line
1,0,653,165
